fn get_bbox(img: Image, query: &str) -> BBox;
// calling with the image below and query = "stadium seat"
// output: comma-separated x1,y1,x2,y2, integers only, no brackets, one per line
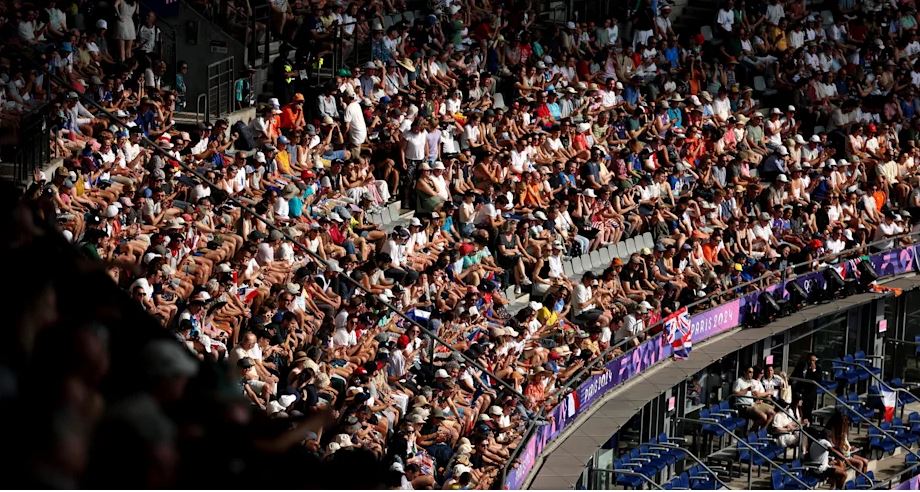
624,236,638,256
700,25,713,41
641,232,654,250
589,250,602,270
868,424,897,458
562,259,574,277
598,246,613,265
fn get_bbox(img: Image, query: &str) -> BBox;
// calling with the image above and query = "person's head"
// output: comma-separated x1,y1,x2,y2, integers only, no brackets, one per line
240,332,256,350
743,366,754,381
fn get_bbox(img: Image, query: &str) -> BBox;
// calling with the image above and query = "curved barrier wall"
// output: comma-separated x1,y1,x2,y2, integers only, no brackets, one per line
503,245,919,490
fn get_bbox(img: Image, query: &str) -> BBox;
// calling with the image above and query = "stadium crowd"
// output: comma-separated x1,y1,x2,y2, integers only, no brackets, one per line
6,0,920,488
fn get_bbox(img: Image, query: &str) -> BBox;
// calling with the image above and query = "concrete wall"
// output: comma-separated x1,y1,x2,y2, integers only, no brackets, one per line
166,4,247,114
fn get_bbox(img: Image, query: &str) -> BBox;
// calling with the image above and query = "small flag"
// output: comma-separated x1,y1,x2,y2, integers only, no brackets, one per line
881,387,897,422
566,391,581,419
664,307,693,360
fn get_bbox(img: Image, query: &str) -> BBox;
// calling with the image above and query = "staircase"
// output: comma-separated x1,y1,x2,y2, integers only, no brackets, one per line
672,0,720,38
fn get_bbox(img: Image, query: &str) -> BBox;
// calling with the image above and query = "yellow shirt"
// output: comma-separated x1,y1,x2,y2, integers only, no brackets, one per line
537,306,558,327
276,150,292,175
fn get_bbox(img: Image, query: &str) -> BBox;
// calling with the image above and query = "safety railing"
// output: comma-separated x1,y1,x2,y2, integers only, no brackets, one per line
206,57,235,119
10,109,51,185
500,231,920,489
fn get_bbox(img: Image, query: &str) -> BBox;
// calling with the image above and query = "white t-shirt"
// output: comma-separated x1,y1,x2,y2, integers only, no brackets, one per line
344,101,367,145
733,377,757,407
403,130,428,161
573,283,594,315
717,9,734,32
809,438,834,472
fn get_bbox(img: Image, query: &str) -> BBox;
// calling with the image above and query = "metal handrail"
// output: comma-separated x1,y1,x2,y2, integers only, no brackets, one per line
678,416,812,489
835,359,916,419
53,73,531,407
196,94,209,124
589,467,664,490
499,232,920,486
751,396,876,486
788,377,920,463
648,440,730,489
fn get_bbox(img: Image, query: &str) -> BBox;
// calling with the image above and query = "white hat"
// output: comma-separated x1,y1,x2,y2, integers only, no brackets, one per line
62,230,74,243
453,464,472,476
772,108,782,115
143,252,162,264
96,19,108,29
104,204,119,218
777,174,789,183
529,301,543,311
409,217,422,227
534,211,548,220
810,135,821,143
566,21,576,29
489,405,503,415
794,134,806,144
787,105,796,112
435,368,450,378
583,189,597,198
334,434,354,448
778,146,789,156
615,81,624,90
432,160,446,170
217,263,233,273
329,212,344,223
255,151,267,163
639,300,653,310
577,122,591,133
479,414,492,421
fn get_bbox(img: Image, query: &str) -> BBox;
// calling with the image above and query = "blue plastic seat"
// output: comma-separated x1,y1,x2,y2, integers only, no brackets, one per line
869,425,897,457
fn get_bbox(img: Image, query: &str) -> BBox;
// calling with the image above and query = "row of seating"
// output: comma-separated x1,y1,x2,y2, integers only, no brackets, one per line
365,201,405,227
662,464,721,490
844,472,877,490
868,413,920,458
771,460,822,490
700,401,747,438
562,232,656,279
613,433,693,489
832,352,882,387
738,429,786,473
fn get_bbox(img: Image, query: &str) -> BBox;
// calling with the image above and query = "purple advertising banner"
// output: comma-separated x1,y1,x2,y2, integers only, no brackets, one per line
503,336,671,489
503,245,920,489
895,473,920,490
692,298,741,343
740,246,918,325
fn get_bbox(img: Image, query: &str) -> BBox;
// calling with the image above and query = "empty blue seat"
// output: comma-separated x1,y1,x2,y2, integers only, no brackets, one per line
869,425,897,457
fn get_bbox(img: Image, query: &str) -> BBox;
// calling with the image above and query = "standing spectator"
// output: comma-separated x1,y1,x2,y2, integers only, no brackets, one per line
113,0,138,61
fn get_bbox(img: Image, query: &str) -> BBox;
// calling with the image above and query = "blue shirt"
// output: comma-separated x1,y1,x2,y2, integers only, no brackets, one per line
624,85,640,106
664,46,680,68
547,102,562,120
289,196,304,218
667,107,683,129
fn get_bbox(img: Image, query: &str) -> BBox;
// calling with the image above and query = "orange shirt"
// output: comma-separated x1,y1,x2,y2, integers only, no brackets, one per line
873,190,886,212
702,242,718,263
279,105,303,129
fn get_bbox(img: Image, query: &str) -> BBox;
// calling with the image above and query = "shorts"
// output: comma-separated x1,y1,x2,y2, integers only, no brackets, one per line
323,149,347,160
